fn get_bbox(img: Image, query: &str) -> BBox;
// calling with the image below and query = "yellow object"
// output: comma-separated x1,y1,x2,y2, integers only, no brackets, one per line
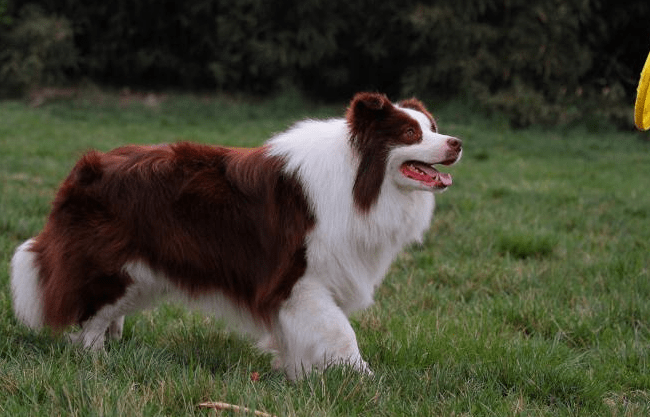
634,51,650,130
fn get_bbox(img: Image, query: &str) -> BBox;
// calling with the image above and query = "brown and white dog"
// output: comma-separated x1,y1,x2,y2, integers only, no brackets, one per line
10,92,462,379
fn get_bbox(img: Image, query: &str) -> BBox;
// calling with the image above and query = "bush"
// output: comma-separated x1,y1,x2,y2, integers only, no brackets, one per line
0,5,77,96
3,0,648,127
399,0,640,127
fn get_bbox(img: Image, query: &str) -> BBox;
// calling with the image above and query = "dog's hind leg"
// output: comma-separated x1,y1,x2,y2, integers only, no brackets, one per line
68,261,165,350
67,316,109,350
73,262,166,349
68,304,126,350
107,315,125,340
69,287,135,349
71,308,131,349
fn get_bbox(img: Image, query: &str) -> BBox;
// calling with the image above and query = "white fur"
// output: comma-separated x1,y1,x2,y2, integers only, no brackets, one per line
69,260,267,350
10,239,44,330
266,107,457,377
275,277,370,380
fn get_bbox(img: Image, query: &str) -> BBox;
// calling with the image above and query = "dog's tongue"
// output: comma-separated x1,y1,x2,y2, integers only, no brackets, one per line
401,161,452,188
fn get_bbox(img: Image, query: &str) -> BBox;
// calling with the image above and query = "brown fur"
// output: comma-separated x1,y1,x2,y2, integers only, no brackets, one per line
31,143,315,329
346,93,430,212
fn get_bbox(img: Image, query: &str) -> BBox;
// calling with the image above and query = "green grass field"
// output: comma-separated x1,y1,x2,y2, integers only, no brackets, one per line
1,91,649,416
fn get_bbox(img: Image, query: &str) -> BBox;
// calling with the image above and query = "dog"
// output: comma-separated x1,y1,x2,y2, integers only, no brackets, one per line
10,92,462,379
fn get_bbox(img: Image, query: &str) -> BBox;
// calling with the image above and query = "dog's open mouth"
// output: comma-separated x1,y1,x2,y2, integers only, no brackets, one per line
400,161,452,189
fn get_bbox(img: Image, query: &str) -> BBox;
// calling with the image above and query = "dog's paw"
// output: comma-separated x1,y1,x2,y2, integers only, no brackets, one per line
107,316,125,340
66,329,106,351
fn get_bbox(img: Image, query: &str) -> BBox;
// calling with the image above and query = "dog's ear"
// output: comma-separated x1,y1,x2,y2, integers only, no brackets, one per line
399,98,438,132
346,92,392,135
351,92,390,111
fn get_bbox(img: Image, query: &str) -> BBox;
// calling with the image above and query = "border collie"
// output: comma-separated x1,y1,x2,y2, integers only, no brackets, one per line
10,92,462,379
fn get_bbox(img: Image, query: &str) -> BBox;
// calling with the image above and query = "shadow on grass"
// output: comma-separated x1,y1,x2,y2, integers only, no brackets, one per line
496,231,557,260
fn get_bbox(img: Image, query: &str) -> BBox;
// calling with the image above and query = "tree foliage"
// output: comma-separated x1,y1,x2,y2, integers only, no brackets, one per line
1,0,647,126
0,4,76,96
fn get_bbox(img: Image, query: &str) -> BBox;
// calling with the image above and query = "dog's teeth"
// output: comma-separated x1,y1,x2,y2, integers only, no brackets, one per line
411,165,424,175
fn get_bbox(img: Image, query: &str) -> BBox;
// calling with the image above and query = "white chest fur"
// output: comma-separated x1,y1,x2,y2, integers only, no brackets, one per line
268,119,435,314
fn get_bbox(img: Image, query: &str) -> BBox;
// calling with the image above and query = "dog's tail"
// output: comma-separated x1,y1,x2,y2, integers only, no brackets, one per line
10,238,45,330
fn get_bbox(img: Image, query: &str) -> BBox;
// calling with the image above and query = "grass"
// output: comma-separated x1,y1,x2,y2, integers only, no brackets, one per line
1,90,650,416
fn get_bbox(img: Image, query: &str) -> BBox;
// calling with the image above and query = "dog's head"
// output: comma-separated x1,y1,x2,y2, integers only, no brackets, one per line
346,92,462,211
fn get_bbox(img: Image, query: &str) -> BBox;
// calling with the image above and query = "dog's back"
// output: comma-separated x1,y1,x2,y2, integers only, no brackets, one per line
11,143,315,334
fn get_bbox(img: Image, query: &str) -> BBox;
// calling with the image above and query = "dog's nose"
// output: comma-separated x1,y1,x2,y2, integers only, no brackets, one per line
447,137,462,151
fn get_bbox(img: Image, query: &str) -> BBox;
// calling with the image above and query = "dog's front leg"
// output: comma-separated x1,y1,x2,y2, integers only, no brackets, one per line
274,277,371,380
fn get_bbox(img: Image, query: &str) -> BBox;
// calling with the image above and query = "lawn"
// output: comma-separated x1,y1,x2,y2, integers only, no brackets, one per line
1,91,649,416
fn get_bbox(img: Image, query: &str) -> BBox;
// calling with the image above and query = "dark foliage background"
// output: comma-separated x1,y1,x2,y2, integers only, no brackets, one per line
1,0,648,126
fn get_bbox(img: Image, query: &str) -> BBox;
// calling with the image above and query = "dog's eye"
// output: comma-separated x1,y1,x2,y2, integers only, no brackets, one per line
404,128,419,142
